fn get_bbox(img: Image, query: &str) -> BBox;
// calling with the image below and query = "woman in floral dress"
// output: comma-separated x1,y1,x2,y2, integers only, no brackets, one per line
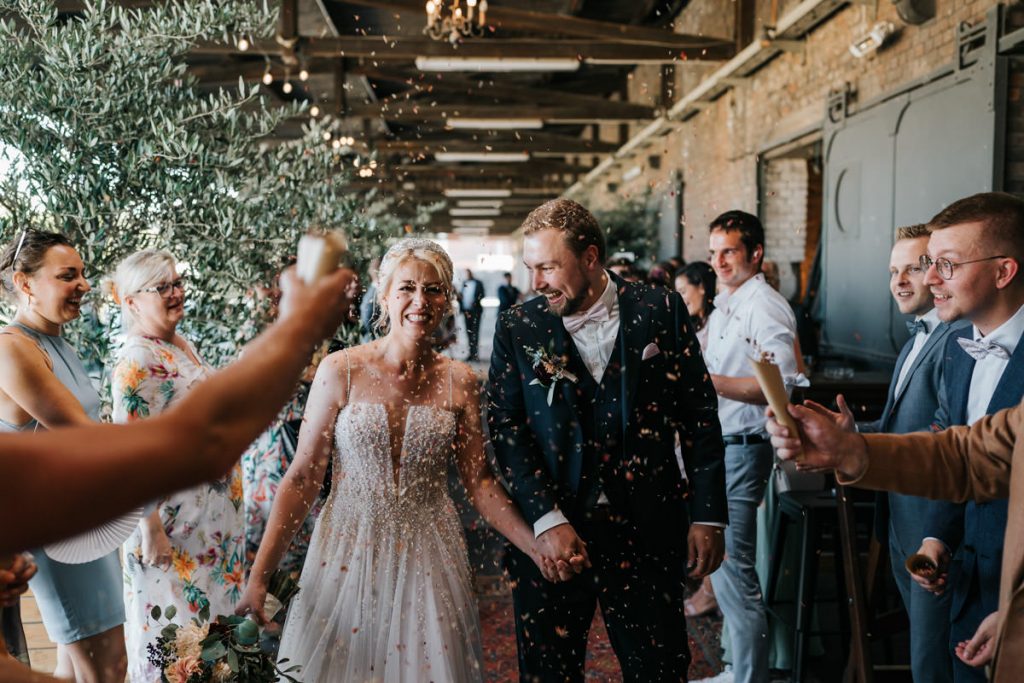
107,250,244,682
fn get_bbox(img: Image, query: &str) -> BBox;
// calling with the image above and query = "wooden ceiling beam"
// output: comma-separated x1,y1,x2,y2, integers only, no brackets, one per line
373,137,614,155
348,103,654,123
330,0,732,52
365,67,651,112
395,161,593,175
192,36,730,62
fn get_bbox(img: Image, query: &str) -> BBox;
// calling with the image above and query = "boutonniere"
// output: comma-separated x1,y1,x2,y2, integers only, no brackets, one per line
525,345,578,406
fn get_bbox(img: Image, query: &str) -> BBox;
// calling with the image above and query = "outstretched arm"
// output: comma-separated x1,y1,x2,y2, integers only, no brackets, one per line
236,351,345,622
453,363,576,583
0,268,356,555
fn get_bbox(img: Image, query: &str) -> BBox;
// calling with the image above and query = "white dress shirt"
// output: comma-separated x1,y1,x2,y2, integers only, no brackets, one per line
965,303,1024,424
894,308,942,397
703,273,805,435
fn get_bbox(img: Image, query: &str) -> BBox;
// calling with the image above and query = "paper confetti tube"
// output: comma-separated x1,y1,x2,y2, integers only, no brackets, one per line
297,230,349,284
749,357,803,460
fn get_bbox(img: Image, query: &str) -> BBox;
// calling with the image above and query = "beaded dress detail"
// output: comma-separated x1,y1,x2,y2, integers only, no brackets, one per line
277,353,483,682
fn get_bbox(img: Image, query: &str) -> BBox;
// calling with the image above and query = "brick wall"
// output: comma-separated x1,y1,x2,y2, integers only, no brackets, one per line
578,0,1010,268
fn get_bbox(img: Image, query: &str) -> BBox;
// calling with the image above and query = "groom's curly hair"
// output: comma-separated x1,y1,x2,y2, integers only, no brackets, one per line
521,198,606,263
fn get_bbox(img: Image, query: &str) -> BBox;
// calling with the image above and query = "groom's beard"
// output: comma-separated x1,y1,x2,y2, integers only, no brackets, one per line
545,283,590,317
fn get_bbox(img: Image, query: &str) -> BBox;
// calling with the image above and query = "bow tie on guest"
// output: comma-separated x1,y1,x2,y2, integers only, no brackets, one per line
906,319,930,336
957,337,1011,361
563,300,610,334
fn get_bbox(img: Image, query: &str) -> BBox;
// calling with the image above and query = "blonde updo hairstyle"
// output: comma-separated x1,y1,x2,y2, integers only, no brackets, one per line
103,249,179,329
373,238,454,333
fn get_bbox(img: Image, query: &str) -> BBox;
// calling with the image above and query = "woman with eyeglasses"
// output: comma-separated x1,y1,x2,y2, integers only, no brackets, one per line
106,250,245,682
0,229,127,682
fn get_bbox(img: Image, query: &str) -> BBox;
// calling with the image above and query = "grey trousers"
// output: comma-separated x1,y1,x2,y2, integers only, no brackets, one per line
710,441,774,683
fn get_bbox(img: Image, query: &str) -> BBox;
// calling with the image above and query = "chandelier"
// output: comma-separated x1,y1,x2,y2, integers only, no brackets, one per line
424,0,488,43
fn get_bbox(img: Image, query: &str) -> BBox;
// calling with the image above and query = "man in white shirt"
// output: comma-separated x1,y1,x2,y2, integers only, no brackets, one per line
488,198,728,681
700,210,802,683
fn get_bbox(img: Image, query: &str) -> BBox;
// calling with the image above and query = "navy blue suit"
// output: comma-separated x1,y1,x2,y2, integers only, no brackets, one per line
487,274,727,681
924,327,1023,682
862,318,966,682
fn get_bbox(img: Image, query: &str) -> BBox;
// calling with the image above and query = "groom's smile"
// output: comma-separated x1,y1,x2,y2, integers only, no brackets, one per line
523,227,606,318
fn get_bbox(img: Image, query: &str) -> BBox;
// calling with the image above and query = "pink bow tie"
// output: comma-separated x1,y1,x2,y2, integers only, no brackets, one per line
563,302,610,334
957,337,1010,361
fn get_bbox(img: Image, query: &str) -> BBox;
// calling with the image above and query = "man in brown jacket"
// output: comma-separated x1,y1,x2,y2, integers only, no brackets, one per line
765,400,1024,682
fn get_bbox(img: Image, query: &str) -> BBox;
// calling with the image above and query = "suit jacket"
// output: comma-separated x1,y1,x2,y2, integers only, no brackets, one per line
854,402,1024,683
924,327,1022,620
487,274,728,554
861,320,966,546
461,278,485,313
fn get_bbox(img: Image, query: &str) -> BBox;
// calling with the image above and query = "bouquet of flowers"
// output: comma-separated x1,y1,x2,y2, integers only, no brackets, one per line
147,572,301,683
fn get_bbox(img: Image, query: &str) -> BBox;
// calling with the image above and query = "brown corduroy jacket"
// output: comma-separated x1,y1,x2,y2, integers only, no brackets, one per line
850,403,1024,682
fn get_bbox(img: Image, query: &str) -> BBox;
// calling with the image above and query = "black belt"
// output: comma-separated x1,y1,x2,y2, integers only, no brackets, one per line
722,433,767,446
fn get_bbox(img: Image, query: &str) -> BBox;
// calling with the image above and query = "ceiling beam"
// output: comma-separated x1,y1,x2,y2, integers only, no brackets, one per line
373,136,615,155
192,36,731,62
331,0,732,52
365,67,650,112
395,161,594,175
348,103,655,123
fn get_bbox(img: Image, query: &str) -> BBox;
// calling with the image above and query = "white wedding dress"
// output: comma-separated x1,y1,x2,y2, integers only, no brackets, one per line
277,356,484,682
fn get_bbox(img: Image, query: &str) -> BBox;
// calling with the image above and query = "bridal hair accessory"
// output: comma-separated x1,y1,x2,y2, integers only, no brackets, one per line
525,345,578,406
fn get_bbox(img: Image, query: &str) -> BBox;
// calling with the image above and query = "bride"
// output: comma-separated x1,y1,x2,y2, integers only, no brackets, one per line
236,238,547,682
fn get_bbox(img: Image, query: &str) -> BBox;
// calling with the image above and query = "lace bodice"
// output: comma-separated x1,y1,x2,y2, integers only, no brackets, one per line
329,402,458,519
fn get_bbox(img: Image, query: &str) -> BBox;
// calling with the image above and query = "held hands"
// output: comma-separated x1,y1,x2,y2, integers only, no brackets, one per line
764,398,869,480
234,580,270,626
0,554,38,607
687,524,725,579
956,611,999,668
909,539,951,595
533,524,591,583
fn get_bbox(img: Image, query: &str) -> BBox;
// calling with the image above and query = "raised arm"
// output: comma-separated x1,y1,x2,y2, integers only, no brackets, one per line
0,268,355,555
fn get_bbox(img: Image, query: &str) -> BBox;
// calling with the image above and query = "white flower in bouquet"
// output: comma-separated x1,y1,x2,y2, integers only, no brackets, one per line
165,654,202,683
212,661,233,682
174,621,210,660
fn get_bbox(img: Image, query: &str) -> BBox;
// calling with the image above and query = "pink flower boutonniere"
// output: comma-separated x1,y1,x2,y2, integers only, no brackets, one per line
525,345,578,406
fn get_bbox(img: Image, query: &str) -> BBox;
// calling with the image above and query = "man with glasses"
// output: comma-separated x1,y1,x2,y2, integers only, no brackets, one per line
907,192,1024,682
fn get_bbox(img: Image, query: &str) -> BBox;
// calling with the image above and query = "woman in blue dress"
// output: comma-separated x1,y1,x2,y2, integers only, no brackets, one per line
0,230,126,682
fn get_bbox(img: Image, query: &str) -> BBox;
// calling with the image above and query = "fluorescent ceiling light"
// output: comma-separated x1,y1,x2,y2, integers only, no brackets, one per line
443,188,512,198
447,118,544,130
415,57,580,73
452,219,496,229
453,227,490,236
450,208,501,217
435,152,530,163
456,199,503,208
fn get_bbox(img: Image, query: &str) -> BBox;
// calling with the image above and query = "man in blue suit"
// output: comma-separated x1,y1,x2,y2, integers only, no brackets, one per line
907,192,1024,682
844,224,966,682
488,198,728,681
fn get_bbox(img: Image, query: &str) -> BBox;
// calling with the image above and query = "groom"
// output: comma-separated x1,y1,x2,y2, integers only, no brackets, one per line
488,198,728,681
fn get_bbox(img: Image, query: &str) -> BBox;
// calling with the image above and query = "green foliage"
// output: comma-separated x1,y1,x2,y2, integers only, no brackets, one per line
593,189,660,266
0,0,414,371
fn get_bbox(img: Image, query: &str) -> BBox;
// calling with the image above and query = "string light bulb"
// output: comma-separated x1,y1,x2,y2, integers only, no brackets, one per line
299,68,309,81
237,36,250,52
262,70,273,85
309,105,321,117
282,80,293,94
